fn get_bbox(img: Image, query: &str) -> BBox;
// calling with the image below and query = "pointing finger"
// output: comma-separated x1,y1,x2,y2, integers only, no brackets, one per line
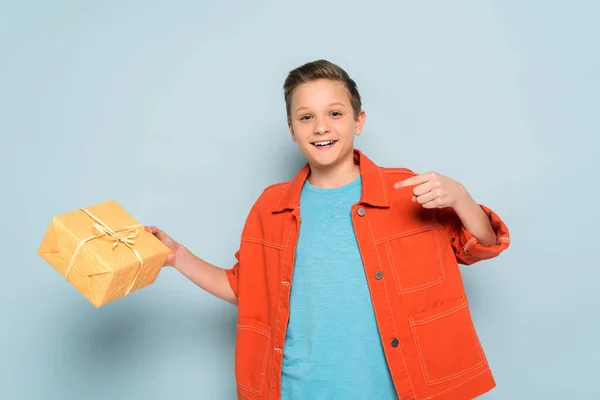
394,173,430,189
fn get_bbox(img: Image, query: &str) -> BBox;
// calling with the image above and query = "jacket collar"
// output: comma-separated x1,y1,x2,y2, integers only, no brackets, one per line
272,149,390,213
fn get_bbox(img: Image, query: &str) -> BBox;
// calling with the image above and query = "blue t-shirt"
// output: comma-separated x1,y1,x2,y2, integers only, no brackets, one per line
280,175,398,400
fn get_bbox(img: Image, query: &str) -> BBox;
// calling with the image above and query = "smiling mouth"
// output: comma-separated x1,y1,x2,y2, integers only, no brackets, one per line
311,140,338,148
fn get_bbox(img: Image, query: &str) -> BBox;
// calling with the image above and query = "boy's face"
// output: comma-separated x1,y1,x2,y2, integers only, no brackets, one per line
288,79,366,171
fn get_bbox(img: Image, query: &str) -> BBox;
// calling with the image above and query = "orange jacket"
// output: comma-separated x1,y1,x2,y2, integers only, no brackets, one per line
226,149,510,400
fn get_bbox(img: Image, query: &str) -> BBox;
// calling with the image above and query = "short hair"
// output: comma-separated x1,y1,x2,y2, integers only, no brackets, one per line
283,59,362,120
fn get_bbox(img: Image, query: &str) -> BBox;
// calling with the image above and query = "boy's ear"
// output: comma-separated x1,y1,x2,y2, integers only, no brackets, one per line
354,110,367,136
288,120,296,142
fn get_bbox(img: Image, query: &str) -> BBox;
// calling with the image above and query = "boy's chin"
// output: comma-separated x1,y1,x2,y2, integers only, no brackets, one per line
305,147,347,168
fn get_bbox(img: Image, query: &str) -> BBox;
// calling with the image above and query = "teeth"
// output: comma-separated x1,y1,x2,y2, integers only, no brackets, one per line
314,140,335,146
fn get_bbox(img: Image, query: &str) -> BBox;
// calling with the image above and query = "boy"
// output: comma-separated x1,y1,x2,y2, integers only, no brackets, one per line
145,60,510,400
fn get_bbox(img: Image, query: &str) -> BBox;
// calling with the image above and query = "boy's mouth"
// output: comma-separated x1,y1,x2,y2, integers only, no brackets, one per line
311,140,338,149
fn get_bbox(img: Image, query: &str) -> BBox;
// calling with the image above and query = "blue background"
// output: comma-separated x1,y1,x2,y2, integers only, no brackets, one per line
2,1,598,399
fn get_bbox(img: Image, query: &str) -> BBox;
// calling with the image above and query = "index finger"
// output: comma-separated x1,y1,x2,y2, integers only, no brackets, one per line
394,174,430,189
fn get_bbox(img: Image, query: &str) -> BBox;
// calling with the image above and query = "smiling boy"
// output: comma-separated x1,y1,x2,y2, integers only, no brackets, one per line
146,59,511,400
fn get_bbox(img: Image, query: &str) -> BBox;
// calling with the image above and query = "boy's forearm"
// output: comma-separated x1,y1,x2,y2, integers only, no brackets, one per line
452,190,497,247
172,246,238,305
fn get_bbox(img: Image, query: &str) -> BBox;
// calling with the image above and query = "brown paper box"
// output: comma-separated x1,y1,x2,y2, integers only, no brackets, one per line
38,200,171,307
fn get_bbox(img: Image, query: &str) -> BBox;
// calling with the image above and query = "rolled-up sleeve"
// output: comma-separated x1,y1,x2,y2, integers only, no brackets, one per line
225,250,241,298
442,204,511,265
224,197,263,300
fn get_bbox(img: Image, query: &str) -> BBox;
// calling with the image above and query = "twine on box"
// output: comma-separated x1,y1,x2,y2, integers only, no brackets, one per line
64,208,144,299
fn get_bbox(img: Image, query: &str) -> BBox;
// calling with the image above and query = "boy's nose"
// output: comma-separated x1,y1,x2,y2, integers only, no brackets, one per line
313,122,330,135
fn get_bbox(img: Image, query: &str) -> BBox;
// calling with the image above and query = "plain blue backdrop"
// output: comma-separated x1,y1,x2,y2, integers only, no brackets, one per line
2,1,598,399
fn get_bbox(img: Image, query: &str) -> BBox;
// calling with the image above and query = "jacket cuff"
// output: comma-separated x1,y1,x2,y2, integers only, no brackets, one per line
456,204,511,263
226,251,241,298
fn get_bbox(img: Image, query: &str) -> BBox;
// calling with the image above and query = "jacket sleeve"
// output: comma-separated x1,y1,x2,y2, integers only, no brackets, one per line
225,250,241,298
224,195,264,299
437,204,511,266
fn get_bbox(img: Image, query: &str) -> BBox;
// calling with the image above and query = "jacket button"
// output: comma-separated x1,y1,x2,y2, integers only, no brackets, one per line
375,271,384,280
391,338,399,347
357,207,366,216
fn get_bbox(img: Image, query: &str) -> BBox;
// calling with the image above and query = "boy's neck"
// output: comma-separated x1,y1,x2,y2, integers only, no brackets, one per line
306,153,360,189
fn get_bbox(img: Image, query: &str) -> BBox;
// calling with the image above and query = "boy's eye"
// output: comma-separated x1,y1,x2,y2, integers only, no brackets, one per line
330,111,342,117
300,115,311,121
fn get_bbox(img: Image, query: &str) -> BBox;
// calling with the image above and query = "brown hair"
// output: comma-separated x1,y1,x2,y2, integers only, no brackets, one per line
283,59,362,120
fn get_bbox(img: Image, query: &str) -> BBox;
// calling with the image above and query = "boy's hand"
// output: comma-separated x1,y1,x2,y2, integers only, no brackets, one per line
144,226,181,267
393,172,469,209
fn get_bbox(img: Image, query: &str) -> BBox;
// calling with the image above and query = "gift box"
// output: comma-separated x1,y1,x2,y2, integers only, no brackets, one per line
38,200,171,307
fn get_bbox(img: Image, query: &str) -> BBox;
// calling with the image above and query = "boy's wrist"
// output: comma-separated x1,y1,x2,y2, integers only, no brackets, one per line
451,186,475,215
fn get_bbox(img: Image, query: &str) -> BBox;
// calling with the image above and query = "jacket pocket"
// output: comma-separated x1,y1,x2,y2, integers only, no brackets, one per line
383,223,445,294
235,318,271,396
408,296,486,386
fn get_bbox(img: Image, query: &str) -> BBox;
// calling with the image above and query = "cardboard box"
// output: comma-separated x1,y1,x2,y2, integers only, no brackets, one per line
38,200,171,307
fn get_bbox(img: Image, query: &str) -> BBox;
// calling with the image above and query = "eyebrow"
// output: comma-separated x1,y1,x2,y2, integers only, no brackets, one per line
295,102,348,113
